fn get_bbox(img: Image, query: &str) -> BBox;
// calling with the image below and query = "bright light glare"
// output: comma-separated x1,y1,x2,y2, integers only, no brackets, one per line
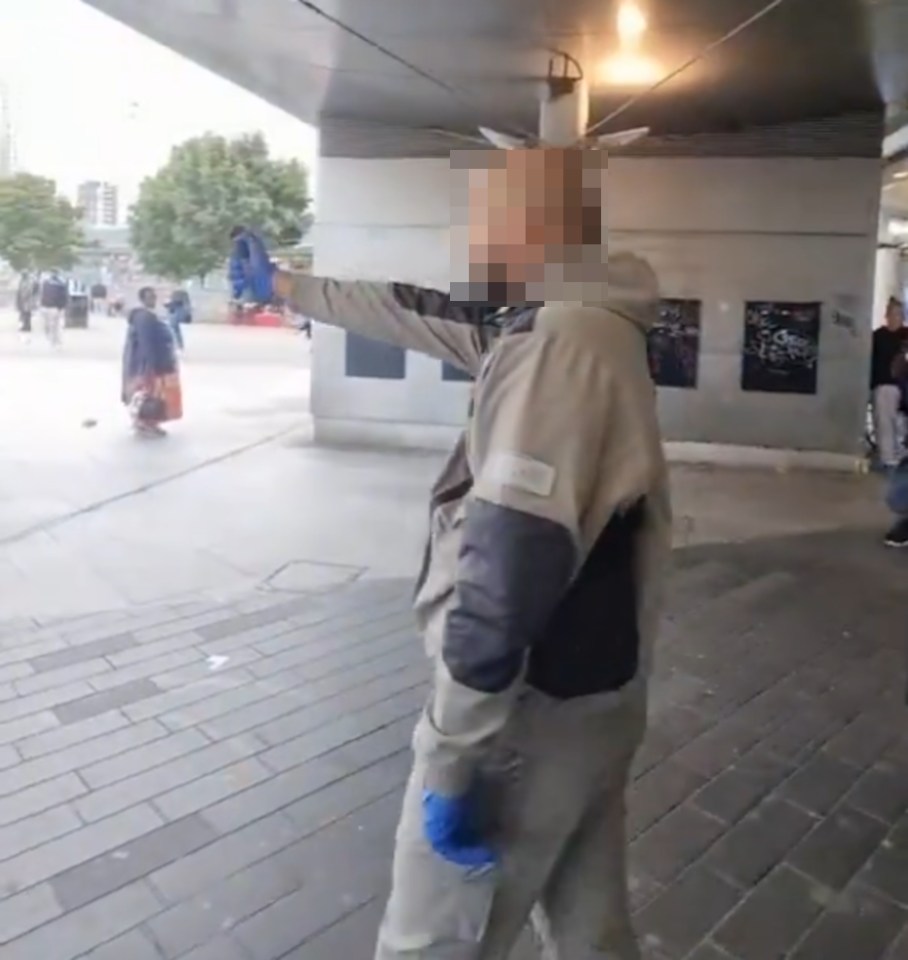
617,3,648,46
601,52,663,87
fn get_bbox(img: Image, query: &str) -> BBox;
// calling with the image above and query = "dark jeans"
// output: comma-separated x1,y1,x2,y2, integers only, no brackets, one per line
18,309,31,333
887,459,908,517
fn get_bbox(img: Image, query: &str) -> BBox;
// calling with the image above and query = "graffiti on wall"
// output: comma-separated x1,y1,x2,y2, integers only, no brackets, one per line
741,301,821,395
647,299,701,389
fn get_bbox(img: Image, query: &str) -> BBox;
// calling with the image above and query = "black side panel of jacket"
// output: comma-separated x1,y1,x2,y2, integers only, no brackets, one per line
526,499,645,699
443,499,575,695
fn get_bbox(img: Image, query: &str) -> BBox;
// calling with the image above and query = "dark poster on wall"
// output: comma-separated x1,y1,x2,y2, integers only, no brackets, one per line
741,301,821,395
647,299,701,389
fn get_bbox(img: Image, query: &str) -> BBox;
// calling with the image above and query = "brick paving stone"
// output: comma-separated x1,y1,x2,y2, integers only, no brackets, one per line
280,897,385,960
80,928,165,960
692,750,792,825
704,796,817,888
149,811,300,903
861,818,908,907
1,880,163,960
636,865,742,959
0,711,59,746
0,681,97,726
0,663,36,685
788,883,907,960
257,684,426,773
52,678,163,724
123,672,251,724
75,735,262,823
823,712,901,772
0,772,86,826
631,804,726,885
88,648,203,693
153,757,272,821
231,795,400,960
79,728,211,790
173,935,250,960
15,658,116,697
846,759,908,825
0,805,83,863
712,865,831,960
49,813,219,911
688,946,736,960
27,633,136,673
776,752,863,816
0,883,62,944
887,925,908,959
628,760,708,838
0,804,164,894
0,719,170,800
787,805,888,891
14,710,131,759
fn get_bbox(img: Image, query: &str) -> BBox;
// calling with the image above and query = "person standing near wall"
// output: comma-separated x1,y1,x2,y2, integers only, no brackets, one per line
260,147,672,960
871,296,908,469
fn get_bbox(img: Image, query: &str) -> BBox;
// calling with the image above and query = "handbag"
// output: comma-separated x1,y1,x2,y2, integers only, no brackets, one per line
130,390,166,422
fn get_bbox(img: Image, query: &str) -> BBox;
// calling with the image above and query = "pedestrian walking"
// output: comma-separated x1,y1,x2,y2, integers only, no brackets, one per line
39,270,68,346
164,289,191,352
15,270,38,338
121,287,183,437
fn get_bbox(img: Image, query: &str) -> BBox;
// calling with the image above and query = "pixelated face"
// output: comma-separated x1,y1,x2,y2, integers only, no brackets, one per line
451,148,606,303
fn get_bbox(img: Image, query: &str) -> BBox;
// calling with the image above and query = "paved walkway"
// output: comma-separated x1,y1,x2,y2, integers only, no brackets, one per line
3,311,908,958
0,522,904,960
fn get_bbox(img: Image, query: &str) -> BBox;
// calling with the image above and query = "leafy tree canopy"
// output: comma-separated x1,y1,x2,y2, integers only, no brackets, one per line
129,132,311,281
0,173,84,272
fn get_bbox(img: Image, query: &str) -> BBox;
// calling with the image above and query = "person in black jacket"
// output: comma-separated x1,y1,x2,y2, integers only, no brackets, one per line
39,270,68,346
871,297,908,468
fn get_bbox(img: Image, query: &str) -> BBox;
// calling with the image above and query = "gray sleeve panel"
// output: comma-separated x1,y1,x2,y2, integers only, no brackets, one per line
443,497,577,694
287,273,495,374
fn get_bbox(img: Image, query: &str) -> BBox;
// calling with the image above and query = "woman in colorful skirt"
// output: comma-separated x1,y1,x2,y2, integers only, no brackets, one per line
121,287,183,437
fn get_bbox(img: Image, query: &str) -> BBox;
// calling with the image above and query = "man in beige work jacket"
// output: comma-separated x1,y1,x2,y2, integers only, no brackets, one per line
273,148,672,960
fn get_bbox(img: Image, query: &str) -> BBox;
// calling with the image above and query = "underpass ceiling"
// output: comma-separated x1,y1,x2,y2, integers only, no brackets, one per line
82,0,906,149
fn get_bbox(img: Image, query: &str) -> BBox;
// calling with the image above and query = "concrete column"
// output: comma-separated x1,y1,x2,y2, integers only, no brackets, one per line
873,243,901,325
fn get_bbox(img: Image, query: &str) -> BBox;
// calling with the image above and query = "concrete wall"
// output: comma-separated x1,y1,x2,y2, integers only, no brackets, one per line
311,155,881,456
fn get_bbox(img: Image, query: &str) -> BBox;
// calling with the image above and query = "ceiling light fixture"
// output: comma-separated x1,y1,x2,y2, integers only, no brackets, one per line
617,2,648,47
602,53,664,87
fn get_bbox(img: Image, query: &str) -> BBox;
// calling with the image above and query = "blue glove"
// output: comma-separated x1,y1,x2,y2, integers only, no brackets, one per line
422,790,496,868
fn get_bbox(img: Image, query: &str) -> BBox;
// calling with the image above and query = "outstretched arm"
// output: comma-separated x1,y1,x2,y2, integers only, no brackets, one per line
275,271,499,376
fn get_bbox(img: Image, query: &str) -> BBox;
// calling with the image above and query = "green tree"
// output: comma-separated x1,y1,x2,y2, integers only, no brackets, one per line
129,132,311,281
0,174,84,272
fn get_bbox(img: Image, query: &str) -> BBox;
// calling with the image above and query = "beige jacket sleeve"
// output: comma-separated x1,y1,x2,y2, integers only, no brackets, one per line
415,328,615,794
281,273,499,375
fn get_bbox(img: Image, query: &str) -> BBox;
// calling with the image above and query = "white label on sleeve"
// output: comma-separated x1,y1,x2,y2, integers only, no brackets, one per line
486,452,556,498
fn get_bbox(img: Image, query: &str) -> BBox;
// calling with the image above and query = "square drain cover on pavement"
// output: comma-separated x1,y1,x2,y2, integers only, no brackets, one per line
265,559,364,593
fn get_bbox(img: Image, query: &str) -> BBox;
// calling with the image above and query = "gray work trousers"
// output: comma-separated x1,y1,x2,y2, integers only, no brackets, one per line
375,685,648,960
874,384,906,468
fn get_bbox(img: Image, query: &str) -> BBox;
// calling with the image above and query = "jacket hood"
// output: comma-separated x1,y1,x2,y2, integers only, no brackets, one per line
602,251,660,334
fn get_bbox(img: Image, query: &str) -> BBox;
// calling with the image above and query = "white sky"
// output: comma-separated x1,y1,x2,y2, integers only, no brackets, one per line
0,0,319,212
